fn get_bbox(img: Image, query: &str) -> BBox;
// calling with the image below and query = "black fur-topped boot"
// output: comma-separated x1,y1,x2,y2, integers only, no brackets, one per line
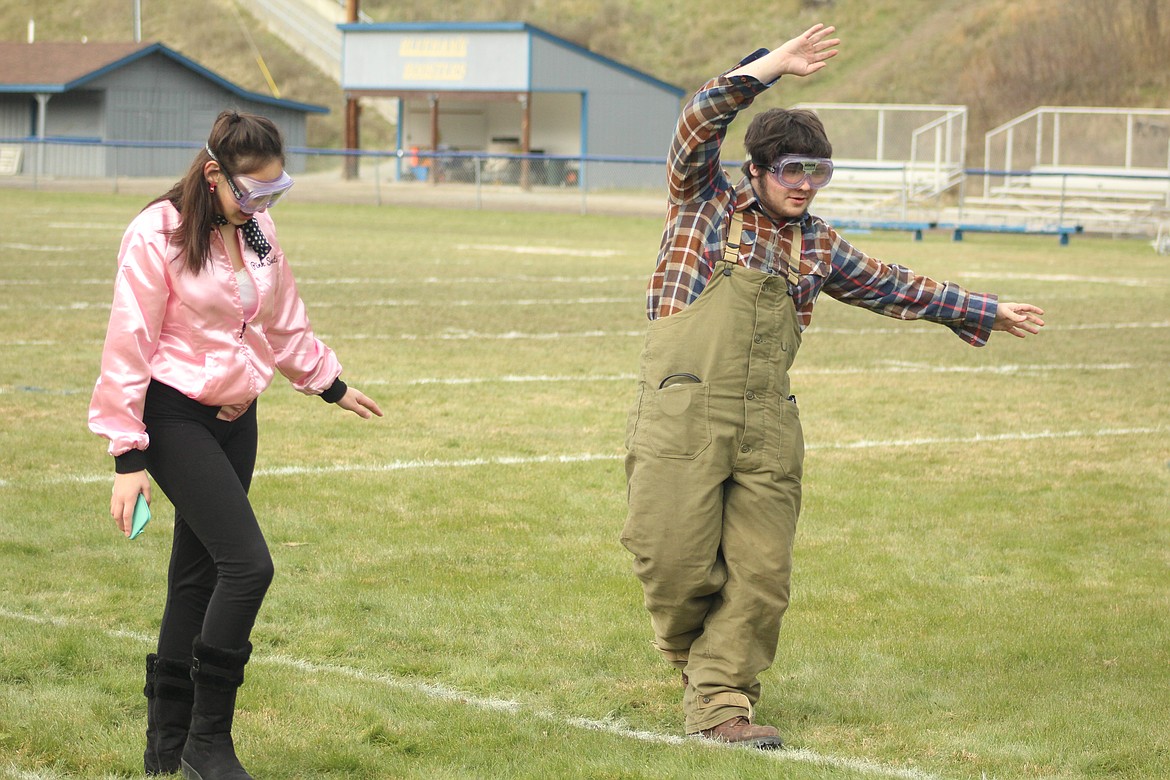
179,637,253,780
144,653,195,775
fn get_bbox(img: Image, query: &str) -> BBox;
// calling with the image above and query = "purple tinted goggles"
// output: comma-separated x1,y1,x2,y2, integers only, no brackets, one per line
206,145,295,213
766,156,834,189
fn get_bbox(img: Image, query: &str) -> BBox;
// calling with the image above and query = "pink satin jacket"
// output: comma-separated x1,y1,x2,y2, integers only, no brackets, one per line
88,200,342,459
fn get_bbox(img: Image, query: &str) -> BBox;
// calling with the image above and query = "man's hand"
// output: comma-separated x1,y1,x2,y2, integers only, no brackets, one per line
993,302,1046,339
336,386,384,419
728,24,840,83
774,23,841,77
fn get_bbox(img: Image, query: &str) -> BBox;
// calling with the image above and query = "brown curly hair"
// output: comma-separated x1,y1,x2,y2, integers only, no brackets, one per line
740,108,832,178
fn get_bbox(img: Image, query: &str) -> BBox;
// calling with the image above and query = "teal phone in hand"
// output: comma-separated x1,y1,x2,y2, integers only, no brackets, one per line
129,493,151,540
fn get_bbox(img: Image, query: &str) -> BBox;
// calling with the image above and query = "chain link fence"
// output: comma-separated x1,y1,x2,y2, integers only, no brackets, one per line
2,137,1167,233
0,138,686,216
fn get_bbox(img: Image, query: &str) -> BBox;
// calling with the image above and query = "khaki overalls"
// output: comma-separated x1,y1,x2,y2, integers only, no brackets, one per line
622,214,805,734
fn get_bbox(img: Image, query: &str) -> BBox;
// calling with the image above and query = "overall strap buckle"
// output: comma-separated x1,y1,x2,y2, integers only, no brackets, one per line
723,209,745,265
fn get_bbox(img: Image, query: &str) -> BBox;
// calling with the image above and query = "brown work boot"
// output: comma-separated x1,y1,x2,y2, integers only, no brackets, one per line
697,716,783,749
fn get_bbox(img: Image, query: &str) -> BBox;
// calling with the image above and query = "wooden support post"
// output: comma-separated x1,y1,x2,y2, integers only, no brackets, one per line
344,97,360,179
342,0,360,180
430,94,439,186
520,93,531,190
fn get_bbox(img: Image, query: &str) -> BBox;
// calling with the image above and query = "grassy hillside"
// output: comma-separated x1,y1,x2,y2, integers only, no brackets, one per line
363,0,1170,132
4,0,1168,155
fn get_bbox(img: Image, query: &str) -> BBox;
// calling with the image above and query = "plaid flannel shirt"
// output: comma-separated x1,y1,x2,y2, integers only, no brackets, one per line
646,51,998,347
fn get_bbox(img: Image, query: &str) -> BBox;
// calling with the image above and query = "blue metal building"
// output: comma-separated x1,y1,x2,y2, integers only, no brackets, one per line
0,41,328,177
338,22,685,187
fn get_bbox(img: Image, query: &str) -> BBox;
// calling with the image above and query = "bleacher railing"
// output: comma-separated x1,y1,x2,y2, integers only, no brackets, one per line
983,106,1170,198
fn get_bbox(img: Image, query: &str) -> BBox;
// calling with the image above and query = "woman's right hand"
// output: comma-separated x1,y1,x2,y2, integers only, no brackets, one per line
111,471,151,537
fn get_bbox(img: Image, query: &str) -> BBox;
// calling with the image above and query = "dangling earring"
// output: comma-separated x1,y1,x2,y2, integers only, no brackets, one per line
208,181,217,194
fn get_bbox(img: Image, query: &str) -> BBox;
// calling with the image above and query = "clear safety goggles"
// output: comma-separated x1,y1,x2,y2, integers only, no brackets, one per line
206,145,294,213
766,156,834,189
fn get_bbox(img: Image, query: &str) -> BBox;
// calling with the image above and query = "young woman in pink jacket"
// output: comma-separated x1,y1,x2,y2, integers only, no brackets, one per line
89,111,382,780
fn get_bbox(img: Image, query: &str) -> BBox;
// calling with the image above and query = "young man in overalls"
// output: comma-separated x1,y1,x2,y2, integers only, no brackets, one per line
621,23,1045,748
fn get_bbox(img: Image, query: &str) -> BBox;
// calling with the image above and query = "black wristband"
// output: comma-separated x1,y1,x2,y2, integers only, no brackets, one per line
320,378,348,404
115,449,148,474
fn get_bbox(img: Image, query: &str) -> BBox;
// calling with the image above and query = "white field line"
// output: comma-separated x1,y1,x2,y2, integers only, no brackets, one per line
2,319,1162,345
0,361,1136,400
0,269,1158,287
0,278,109,285
19,426,1165,488
0,299,640,312
0,275,643,286
805,320,1169,336
299,274,643,285
372,373,639,386
312,296,638,308
957,271,1160,287
0,339,101,347
363,362,1134,386
1,319,1161,346
799,361,1135,375
334,320,1170,342
0,258,103,267
0,607,944,780
46,222,125,230
453,243,626,257
0,266,1157,286
0,243,80,252
347,329,646,341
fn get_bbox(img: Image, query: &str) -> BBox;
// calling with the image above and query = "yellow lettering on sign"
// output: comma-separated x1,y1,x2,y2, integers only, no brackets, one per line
402,62,468,82
398,37,468,58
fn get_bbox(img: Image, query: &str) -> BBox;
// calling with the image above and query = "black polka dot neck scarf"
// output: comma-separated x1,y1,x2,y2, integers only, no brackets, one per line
214,215,273,266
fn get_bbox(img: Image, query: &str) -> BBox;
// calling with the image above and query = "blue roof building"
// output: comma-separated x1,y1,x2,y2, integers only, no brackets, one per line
0,41,327,177
339,22,684,188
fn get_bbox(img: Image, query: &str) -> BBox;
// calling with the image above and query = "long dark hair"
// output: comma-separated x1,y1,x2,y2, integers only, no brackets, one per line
149,110,286,274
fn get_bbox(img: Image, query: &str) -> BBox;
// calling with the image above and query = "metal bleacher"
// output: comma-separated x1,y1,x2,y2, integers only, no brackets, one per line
955,107,1170,238
797,103,1170,243
954,164,1170,236
795,104,967,235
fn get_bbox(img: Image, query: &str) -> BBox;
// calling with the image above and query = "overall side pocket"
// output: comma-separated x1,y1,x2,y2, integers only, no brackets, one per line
639,382,712,460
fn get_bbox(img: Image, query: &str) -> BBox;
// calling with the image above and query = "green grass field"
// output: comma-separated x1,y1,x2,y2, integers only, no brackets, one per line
1,188,1167,779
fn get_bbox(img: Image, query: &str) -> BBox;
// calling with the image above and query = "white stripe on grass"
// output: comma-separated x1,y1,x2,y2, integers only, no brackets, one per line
46,222,125,230
453,243,626,257
312,296,639,308
25,426,1166,487
4,298,642,312
350,329,646,341
363,362,1133,386
0,361,1133,398
813,426,1167,450
957,271,1158,287
345,320,1170,341
0,244,82,252
299,274,643,285
372,373,639,386
0,321,1166,346
809,320,1165,336
0,607,944,780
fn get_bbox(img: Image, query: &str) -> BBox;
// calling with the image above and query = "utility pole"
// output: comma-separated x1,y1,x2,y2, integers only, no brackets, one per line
342,0,360,179
133,0,141,42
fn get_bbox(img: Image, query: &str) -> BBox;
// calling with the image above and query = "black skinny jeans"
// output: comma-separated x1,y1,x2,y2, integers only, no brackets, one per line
142,380,274,659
